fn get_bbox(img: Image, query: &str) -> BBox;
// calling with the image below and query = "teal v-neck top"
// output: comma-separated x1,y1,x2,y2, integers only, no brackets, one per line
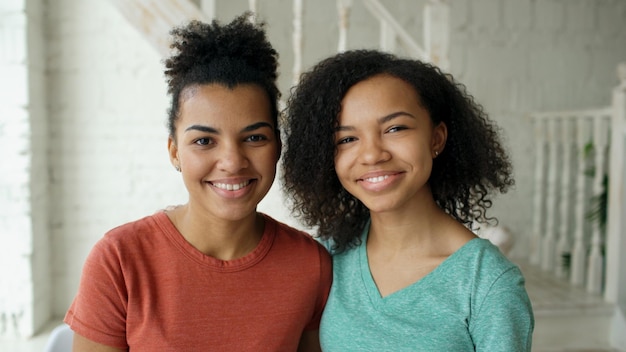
319,224,534,351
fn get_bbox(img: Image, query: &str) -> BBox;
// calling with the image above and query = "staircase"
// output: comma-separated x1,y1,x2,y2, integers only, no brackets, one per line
527,63,626,351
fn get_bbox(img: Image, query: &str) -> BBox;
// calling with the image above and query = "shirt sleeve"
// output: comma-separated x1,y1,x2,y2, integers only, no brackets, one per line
305,243,333,330
64,236,129,349
470,266,535,352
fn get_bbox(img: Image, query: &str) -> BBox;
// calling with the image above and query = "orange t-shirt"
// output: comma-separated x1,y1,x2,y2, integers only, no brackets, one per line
65,211,332,351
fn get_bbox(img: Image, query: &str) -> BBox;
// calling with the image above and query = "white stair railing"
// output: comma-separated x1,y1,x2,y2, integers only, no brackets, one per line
296,0,448,82
530,97,616,295
358,0,449,70
109,0,449,85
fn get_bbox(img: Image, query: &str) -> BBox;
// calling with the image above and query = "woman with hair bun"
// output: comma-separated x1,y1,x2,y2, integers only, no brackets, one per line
282,50,534,351
64,13,331,352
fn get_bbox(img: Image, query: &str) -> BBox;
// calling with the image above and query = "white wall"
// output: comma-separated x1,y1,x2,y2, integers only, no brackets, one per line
1,0,625,333
45,0,186,319
0,0,50,337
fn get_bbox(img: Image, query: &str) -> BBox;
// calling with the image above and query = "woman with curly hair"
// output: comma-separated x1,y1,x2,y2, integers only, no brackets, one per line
64,13,331,351
282,50,533,351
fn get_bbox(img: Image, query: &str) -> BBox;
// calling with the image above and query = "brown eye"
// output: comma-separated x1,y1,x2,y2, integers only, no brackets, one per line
194,138,213,145
245,135,268,142
337,136,357,145
386,126,408,133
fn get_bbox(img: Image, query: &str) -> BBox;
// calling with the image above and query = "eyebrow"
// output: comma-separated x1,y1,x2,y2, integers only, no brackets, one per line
185,122,274,134
334,111,415,132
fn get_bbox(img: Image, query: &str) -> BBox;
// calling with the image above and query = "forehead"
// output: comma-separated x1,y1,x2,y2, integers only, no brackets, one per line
178,83,273,127
339,75,423,119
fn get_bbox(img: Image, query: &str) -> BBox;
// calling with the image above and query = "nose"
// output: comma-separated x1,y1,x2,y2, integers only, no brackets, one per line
217,142,249,172
358,136,391,165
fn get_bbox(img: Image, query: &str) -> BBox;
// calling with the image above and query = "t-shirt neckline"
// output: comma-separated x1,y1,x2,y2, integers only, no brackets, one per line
154,211,276,272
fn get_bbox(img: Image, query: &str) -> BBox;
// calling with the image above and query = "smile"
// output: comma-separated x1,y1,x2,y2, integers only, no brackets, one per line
211,180,251,191
363,175,390,183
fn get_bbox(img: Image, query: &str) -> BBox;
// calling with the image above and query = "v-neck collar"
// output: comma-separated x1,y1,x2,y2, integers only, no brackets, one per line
358,221,479,308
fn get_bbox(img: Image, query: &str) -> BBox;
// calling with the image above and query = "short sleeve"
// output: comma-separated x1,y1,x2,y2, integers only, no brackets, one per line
305,243,333,330
64,237,129,349
470,266,534,352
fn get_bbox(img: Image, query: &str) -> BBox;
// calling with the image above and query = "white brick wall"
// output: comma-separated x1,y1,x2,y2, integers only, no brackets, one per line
0,6,29,339
45,0,185,317
0,0,50,337
1,0,625,337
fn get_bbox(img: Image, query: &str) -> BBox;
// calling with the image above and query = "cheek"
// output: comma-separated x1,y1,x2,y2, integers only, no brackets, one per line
179,151,212,174
333,153,351,181
256,147,280,173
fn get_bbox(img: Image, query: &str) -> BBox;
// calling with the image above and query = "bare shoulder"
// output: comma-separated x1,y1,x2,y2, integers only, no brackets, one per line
442,216,478,254
73,333,127,352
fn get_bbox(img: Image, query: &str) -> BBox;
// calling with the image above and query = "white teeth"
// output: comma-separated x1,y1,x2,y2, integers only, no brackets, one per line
213,181,250,191
364,175,389,183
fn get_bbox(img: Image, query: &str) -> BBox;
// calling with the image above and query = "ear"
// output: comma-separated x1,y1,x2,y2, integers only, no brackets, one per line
431,122,447,158
168,136,180,170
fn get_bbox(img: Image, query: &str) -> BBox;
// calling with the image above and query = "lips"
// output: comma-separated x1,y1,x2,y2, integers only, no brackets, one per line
356,171,403,192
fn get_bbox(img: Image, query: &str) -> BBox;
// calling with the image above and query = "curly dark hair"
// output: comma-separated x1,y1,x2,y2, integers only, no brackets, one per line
164,12,280,139
282,50,514,253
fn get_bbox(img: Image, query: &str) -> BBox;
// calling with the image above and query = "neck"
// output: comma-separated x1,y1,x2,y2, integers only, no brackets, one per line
372,189,436,227
367,199,476,258
169,204,264,260
369,209,441,251
367,192,456,254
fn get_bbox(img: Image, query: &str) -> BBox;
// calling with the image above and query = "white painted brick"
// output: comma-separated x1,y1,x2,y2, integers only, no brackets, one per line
0,65,28,106
0,12,26,63
0,0,25,12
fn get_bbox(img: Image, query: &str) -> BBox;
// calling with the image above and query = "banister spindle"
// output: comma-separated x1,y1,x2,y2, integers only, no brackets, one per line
586,115,610,294
556,118,574,278
292,0,303,85
530,118,547,265
248,0,257,14
571,117,591,286
337,0,352,52
542,118,559,271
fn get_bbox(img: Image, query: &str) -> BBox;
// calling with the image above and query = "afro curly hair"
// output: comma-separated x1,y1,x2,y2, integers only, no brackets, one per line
282,50,514,253
164,12,280,139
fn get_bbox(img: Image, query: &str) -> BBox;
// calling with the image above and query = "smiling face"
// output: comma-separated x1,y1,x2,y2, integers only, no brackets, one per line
334,74,447,215
168,83,280,222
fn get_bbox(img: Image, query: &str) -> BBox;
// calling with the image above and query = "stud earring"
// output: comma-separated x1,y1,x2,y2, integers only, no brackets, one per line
434,151,439,157
175,165,181,172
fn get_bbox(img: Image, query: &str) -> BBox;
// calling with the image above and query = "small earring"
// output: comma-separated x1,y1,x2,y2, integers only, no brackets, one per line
175,165,181,172
434,151,439,157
